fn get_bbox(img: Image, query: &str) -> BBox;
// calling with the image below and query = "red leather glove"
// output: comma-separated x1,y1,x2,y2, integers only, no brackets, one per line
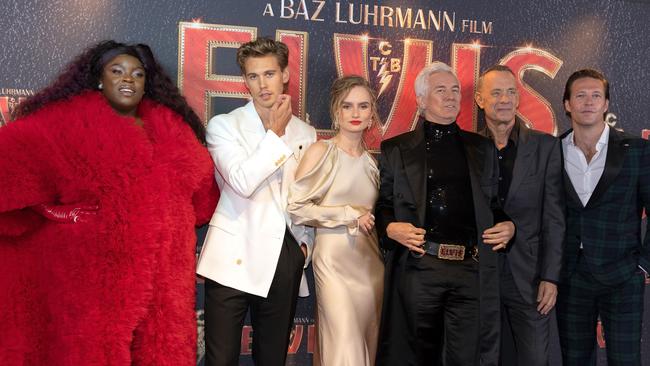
32,203,99,223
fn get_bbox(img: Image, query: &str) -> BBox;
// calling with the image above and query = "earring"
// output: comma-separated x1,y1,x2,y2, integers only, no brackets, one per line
98,83,103,90
366,119,373,131
333,119,339,130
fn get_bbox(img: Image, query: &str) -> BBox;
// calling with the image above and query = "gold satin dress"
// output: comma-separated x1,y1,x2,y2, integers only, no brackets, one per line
288,141,384,366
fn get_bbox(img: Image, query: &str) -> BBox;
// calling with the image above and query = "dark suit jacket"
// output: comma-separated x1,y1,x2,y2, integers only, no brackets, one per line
481,120,565,304
560,127,650,287
375,121,504,366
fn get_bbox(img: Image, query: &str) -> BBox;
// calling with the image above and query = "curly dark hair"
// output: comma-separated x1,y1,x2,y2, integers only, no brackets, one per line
13,40,206,143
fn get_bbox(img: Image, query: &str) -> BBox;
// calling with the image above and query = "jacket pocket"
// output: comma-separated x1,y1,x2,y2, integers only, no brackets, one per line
209,212,240,235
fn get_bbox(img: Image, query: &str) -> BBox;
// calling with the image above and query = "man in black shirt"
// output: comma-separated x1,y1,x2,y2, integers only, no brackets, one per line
476,65,564,366
375,61,515,366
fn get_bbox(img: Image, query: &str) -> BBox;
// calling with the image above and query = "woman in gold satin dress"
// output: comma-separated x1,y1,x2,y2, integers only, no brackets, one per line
288,76,384,366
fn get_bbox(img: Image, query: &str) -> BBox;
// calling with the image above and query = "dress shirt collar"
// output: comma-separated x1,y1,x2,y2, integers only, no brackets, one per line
564,123,610,152
483,120,520,149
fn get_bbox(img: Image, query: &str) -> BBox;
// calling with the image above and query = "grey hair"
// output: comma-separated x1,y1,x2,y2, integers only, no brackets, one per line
476,64,515,92
414,61,458,112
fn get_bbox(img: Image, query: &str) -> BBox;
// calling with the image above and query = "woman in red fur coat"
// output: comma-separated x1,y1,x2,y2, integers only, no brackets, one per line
0,41,219,365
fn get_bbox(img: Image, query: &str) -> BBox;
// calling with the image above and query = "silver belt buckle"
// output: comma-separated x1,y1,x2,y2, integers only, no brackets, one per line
438,244,465,261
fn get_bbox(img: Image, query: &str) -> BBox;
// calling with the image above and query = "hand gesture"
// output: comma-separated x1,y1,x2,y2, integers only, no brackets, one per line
537,281,557,315
265,94,292,137
358,212,375,235
482,221,515,251
33,203,99,224
386,222,426,255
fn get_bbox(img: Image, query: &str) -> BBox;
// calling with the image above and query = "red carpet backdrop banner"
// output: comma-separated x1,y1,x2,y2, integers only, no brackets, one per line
1,0,648,365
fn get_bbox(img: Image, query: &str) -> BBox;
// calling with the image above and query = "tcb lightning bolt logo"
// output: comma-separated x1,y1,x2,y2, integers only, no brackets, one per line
377,61,392,97
370,41,401,97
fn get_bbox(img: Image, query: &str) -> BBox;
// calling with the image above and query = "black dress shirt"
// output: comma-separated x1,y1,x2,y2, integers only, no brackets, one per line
484,123,519,206
423,121,477,246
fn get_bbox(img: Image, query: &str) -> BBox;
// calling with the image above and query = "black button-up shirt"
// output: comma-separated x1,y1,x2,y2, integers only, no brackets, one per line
423,121,477,245
485,123,519,206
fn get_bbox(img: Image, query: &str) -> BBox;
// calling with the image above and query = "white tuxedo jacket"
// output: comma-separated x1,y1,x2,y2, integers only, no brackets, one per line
197,101,316,297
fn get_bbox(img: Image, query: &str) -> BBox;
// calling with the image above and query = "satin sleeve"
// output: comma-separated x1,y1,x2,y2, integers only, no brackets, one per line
288,143,364,236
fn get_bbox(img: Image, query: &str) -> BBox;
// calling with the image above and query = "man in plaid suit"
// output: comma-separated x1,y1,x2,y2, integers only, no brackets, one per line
557,68,650,366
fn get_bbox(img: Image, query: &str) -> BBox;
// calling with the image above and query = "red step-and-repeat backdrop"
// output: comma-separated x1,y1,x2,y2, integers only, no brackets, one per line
1,1,648,364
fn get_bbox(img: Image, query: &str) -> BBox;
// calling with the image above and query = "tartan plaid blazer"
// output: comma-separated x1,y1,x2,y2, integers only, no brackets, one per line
560,127,650,286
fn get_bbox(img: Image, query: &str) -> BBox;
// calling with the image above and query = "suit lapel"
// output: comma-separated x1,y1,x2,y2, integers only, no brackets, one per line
400,124,427,225
241,102,285,210
506,122,536,205
280,118,302,204
563,170,582,206
240,102,267,151
558,129,583,206
460,131,484,187
587,127,625,208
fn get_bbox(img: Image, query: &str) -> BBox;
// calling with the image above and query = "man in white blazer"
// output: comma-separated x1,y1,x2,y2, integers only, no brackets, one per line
197,38,316,366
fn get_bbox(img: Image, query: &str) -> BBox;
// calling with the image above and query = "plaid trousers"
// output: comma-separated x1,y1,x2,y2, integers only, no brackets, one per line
557,255,645,366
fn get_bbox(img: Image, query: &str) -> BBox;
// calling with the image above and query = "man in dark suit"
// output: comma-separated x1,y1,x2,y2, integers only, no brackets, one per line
557,69,650,366
375,61,515,366
475,65,565,366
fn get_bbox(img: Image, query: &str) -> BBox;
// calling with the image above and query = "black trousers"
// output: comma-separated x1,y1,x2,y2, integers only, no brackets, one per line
203,232,305,366
400,254,480,366
500,257,550,366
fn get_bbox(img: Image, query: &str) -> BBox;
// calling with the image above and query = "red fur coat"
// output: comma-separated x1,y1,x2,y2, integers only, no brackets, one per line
0,92,219,365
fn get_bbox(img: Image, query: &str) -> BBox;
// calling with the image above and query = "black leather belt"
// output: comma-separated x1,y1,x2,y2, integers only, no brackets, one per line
412,241,477,261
